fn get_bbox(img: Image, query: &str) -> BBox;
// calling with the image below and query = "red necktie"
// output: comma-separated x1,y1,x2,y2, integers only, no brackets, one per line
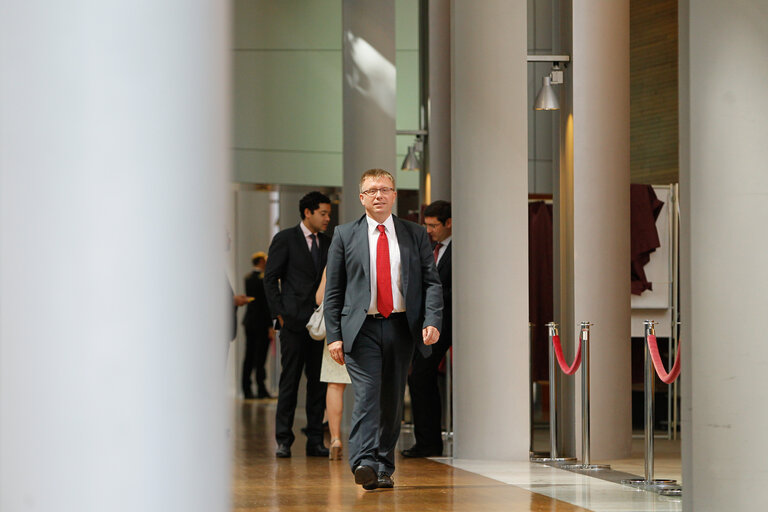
433,242,442,263
376,225,393,318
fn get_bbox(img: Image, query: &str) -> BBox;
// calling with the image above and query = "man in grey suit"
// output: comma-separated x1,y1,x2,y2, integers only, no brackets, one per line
324,169,443,490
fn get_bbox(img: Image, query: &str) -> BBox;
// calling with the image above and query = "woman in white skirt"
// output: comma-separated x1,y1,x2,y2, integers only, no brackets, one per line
316,269,350,460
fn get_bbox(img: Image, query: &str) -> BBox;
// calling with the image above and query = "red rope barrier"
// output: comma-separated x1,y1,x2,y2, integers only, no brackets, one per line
647,334,681,384
552,334,582,375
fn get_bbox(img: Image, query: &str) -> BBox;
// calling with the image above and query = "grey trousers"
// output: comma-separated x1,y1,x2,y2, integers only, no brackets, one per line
345,314,415,476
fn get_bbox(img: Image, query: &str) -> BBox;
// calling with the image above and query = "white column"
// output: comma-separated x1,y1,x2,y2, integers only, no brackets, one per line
683,1,768,508
0,2,231,511
341,0,396,222
425,0,452,202
571,0,632,460
452,0,529,460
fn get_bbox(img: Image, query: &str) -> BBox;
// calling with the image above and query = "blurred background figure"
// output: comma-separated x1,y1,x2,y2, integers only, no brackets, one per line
403,200,452,458
242,251,275,399
264,192,332,458
315,268,351,460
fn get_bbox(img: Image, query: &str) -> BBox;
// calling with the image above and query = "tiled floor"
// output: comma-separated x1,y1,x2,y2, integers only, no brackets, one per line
437,459,681,512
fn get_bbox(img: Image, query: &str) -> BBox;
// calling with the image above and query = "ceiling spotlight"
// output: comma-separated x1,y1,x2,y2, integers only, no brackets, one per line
534,64,564,111
401,135,423,171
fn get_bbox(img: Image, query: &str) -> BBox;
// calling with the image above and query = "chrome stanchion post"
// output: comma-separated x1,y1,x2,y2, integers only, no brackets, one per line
531,322,575,463
562,322,609,471
443,344,453,456
622,320,677,489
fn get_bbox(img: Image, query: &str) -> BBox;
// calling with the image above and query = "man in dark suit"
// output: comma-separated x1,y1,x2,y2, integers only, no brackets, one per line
402,200,452,458
264,191,331,458
242,251,274,399
324,169,442,490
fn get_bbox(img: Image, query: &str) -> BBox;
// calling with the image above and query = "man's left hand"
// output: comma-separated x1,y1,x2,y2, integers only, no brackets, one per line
422,326,440,345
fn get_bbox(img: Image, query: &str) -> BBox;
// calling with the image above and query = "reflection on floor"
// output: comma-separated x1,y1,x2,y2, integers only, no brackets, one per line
233,399,682,511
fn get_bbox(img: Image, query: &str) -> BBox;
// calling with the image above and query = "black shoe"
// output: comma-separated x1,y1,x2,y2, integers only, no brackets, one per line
275,444,291,458
256,389,272,399
377,472,394,488
401,445,442,458
300,422,329,437
243,391,256,400
306,443,329,457
354,465,378,490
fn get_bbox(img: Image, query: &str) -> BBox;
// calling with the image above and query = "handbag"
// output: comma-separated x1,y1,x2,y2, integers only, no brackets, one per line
306,302,326,340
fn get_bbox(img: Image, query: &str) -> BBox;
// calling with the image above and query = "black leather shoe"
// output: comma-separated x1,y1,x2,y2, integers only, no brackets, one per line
243,391,256,400
275,444,291,458
377,472,394,488
256,389,272,399
401,445,442,458
354,465,378,490
306,443,330,457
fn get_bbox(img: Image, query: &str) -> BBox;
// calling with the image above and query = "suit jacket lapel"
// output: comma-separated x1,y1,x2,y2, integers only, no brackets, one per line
294,224,315,271
437,242,451,271
393,216,410,294
354,216,370,286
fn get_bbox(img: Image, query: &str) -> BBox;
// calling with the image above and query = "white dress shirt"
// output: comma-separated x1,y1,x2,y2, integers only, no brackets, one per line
299,221,317,252
435,236,451,265
366,215,406,314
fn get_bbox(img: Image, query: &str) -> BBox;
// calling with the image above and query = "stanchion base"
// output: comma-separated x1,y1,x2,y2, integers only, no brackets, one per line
621,478,677,489
658,485,682,497
561,463,610,471
530,456,577,463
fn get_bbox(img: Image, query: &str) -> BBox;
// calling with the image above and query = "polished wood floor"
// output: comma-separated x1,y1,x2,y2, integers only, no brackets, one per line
232,400,590,512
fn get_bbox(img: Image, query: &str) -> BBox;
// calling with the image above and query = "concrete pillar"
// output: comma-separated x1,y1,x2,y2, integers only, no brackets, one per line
0,2,231,511
341,0,396,222
570,0,632,460
683,1,768,508
452,0,530,460
425,0,451,202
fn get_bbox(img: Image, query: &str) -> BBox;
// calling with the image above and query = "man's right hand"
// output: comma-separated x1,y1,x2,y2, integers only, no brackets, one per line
328,340,345,366
277,315,284,328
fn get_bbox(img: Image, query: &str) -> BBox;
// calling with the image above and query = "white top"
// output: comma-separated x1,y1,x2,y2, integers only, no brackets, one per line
366,215,405,314
299,221,317,252
435,236,452,265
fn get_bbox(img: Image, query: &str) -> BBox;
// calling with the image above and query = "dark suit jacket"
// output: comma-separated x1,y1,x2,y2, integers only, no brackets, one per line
324,214,443,358
243,270,272,330
264,224,330,333
436,242,452,343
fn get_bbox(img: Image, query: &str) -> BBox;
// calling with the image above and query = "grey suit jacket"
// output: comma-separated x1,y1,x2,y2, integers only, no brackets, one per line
323,214,443,358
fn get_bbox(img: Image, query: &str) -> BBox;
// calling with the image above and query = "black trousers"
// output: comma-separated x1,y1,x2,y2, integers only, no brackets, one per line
275,327,326,447
408,332,451,452
242,325,271,395
345,314,414,476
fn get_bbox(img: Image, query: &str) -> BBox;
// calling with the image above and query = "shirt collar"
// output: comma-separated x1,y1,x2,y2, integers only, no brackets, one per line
437,236,452,247
366,214,395,235
299,221,314,238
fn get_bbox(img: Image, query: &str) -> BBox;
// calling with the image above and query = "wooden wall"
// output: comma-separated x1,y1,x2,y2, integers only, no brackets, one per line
630,0,678,184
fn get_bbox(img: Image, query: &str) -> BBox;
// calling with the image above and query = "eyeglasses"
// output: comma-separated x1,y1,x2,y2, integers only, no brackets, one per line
424,222,442,229
361,187,394,197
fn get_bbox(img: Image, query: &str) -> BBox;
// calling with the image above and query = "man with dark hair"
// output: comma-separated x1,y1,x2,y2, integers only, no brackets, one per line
264,191,332,458
242,252,274,399
324,170,442,489
402,200,452,458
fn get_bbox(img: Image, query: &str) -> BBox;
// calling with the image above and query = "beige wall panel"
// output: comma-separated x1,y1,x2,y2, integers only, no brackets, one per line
233,52,342,152
234,0,342,50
